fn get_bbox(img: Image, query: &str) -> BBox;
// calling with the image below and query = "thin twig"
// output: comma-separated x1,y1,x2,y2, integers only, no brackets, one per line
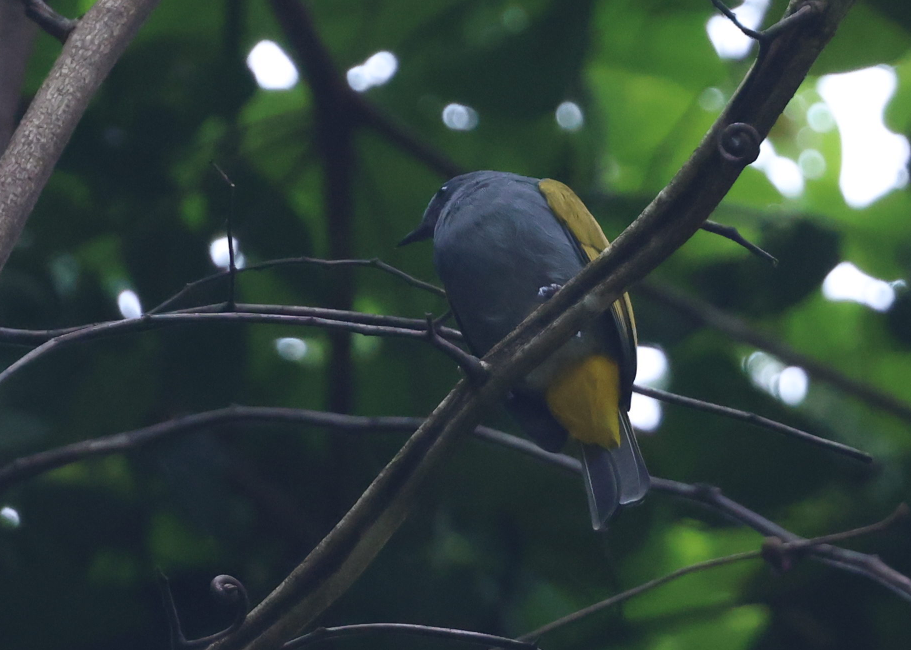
2,304,869,465
1,404,906,608
19,0,78,43
519,505,908,641
148,256,444,315
637,281,911,424
160,573,250,649
0,308,462,391
0,302,463,347
469,428,911,604
285,624,536,650
701,220,778,265
423,313,488,383
0,407,506,492
634,384,872,463
710,0,763,39
211,162,238,310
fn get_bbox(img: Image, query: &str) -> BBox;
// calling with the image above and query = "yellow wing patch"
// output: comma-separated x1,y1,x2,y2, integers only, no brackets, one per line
538,177,639,410
545,355,622,448
538,178,607,263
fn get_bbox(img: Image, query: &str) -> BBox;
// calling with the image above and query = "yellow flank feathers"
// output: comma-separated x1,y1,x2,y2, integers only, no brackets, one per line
544,355,622,449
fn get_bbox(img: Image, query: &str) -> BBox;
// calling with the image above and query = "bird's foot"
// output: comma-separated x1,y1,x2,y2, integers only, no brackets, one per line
537,283,563,300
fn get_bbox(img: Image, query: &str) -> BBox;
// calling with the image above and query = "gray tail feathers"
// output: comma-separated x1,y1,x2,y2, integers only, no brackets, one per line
580,412,650,531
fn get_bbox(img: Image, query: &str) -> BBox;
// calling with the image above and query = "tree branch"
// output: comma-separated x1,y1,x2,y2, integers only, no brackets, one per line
636,280,911,424
2,401,904,607
701,219,778,265
471,426,911,605
519,505,908,641
0,307,462,390
634,384,872,463
148,255,445,315
0,0,161,275
285,624,536,650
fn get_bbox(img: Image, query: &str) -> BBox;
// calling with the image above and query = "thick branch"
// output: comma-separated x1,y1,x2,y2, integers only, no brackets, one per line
208,3,857,648
0,0,161,275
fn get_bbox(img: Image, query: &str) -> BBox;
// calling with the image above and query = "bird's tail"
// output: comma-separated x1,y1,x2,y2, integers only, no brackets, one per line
580,412,650,531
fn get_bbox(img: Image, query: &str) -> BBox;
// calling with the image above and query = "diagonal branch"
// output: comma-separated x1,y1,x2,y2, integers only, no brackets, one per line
634,384,872,463
519,505,908,641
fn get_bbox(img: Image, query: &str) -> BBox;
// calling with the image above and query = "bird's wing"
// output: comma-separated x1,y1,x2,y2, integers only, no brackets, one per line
537,178,638,408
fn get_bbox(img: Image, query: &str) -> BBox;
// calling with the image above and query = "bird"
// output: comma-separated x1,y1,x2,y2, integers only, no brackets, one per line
399,170,649,530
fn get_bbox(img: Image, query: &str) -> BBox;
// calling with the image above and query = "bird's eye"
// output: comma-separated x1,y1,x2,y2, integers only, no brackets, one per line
439,184,449,195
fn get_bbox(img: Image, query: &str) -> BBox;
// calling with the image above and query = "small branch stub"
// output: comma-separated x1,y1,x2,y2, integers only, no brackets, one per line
21,0,78,43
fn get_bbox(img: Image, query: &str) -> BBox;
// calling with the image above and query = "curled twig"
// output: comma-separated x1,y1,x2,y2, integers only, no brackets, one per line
718,122,762,165
160,573,249,649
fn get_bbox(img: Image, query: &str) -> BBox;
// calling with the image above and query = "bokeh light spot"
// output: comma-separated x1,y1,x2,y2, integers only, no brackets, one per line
743,351,809,406
442,104,479,131
822,261,896,312
817,66,911,208
1,506,20,529
698,87,726,112
346,51,398,92
752,140,804,198
630,346,669,432
555,101,584,131
797,149,826,179
117,289,142,319
275,337,309,362
209,236,246,270
246,40,299,90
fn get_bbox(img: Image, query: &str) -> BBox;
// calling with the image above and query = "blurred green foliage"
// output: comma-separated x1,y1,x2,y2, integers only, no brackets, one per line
0,1,909,649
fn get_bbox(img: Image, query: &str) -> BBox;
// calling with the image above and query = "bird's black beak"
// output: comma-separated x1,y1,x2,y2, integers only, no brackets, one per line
397,222,433,247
